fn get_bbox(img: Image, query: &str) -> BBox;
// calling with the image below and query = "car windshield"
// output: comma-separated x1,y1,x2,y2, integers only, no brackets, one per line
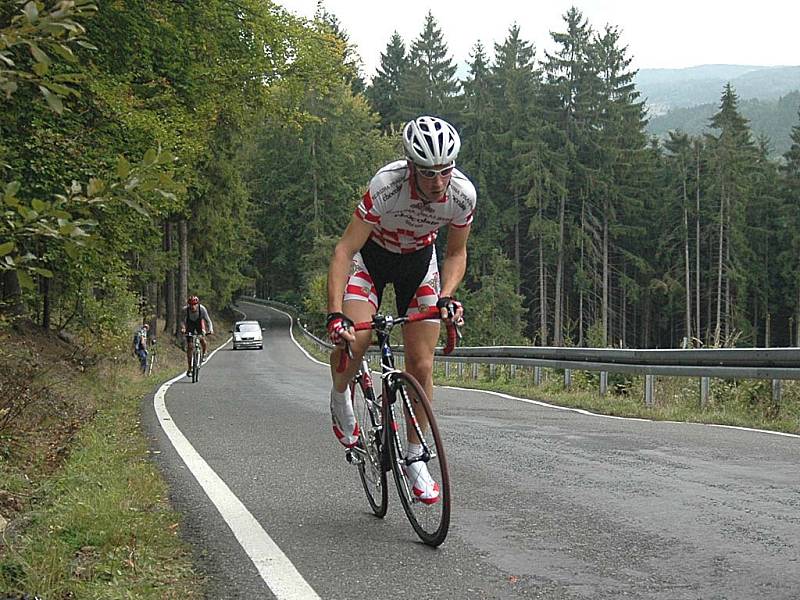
236,323,260,332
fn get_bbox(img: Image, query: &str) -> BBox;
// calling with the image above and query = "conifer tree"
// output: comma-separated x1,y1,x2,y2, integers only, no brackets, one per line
540,7,596,345
366,32,408,131
460,42,500,280
706,84,756,344
399,11,460,121
779,111,800,345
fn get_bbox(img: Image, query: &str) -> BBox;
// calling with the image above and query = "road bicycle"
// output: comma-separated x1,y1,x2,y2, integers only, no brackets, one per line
340,307,459,547
187,333,204,383
147,338,157,376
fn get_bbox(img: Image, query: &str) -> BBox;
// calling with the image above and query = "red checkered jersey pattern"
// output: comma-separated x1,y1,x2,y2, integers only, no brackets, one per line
355,160,476,254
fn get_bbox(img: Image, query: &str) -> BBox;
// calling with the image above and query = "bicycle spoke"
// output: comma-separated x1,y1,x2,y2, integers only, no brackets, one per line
387,372,450,547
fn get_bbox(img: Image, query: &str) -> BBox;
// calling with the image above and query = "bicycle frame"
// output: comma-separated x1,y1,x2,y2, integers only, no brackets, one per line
369,318,434,466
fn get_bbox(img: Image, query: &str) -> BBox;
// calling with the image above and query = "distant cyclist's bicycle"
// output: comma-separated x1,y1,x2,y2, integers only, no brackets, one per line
187,333,204,383
147,339,157,376
341,307,459,547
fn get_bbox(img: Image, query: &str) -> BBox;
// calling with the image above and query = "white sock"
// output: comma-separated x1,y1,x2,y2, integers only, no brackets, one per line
330,386,347,403
406,442,423,459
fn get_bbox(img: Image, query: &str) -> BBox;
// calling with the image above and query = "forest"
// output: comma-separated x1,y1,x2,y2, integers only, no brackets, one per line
2,0,800,350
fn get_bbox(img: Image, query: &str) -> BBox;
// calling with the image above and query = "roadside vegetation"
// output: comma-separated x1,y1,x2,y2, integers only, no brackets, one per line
0,321,229,598
288,317,800,435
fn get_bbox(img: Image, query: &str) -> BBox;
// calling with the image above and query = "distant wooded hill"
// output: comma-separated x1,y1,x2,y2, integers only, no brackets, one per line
636,65,800,157
647,90,800,157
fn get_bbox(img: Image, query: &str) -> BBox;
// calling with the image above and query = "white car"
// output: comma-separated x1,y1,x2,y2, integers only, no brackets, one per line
231,320,264,350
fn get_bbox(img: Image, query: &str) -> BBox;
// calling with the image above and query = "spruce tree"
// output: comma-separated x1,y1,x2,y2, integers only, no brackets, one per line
705,83,756,344
398,11,460,121
366,32,408,131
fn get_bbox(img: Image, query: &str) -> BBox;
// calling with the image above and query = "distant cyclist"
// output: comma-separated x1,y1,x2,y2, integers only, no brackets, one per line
132,323,149,374
180,295,214,377
325,115,475,504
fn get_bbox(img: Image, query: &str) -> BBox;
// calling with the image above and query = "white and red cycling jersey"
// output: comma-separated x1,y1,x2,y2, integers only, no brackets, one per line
355,160,476,253
344,160,477,315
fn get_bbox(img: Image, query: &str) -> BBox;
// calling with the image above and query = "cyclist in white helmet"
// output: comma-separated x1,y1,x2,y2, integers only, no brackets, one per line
325,115,476,504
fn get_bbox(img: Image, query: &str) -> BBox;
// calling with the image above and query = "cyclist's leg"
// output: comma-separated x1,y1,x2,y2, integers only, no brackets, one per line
401,320,439,443
185,336,193,374
397,246,441,442
329,252,379,447
330,250,381,391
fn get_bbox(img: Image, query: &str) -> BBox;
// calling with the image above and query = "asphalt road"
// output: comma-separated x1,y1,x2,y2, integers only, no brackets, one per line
142,301,800,600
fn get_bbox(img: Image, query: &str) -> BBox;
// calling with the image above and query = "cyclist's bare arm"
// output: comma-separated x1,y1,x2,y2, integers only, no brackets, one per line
200,306,214,334
327,215,372,341
439,223,470,320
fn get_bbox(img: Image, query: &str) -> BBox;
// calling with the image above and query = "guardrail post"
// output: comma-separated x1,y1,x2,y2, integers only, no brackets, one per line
564,369,572,389
445,361,450,378
489,364,496,378
534,366,542,386
472,363,478,379
457,362,463,378
700,377,710,407
510,364,516,379
600,371,608,396
772,379,782,407
645,375,655,407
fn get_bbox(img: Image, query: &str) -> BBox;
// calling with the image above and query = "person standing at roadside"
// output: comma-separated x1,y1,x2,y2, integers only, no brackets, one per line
132,323,149,374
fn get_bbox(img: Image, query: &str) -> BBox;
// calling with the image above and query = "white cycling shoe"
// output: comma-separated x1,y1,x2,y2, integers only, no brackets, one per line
330,387,359,448
403,458,440,505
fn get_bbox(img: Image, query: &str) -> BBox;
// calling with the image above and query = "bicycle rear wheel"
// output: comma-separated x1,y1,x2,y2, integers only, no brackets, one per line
386,371,451,547
350,377,388,517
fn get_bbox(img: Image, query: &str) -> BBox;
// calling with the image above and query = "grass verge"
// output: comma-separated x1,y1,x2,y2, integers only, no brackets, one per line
0,321,231,598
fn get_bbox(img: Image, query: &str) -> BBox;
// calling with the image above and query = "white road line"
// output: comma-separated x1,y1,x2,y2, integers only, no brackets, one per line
259,301,799,441
154,340,321,599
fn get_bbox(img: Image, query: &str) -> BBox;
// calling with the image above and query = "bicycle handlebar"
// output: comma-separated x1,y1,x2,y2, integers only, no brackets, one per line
335,307,461,373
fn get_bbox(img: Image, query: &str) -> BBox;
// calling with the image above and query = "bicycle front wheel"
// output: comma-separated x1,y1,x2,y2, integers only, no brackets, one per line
192,347,200,383
386,371,451,547
350,378,388,517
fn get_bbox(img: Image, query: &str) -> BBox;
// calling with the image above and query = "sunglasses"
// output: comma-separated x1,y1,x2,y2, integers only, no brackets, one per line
415,163,455,179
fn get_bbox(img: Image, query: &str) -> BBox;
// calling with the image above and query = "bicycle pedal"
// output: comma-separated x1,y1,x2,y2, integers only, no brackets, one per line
344,449,363,465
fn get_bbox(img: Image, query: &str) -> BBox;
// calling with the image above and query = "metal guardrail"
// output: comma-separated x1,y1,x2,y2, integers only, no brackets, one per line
242,297,799,407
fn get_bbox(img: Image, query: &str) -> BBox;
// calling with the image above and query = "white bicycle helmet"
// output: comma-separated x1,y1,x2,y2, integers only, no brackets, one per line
402,116,461,167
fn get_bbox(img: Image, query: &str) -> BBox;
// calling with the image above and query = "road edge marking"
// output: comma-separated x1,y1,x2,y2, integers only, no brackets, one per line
154,371,321,599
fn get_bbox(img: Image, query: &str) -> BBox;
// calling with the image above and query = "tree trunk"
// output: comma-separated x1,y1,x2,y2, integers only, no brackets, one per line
164,221,176,335
602,199,609,347
1,271,25,317
796,285,800,346
514,196,521,296
724,198,731,343
695,145,701,345
714,185,725,346
578,198,585,346
554,191,566,346
41,275,51,330
621,264,627,347
538,201,548,346
312,134,319,239
178,219,189,331
683,199,691,345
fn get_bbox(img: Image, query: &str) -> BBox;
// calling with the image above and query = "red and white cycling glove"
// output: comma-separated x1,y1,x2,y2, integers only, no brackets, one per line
436,296,464,322
326,312,354,345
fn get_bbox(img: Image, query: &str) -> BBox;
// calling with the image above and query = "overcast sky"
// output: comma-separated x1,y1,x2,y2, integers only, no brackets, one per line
274,0,800,80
